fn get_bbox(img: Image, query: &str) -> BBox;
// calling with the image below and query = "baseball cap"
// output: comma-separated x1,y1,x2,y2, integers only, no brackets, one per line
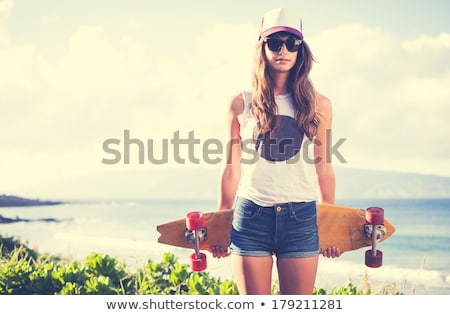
260,8,303,39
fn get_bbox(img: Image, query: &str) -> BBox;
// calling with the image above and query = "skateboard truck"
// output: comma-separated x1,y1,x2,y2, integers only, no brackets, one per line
185,211,207,272
185,227,207,245
364,207,385,268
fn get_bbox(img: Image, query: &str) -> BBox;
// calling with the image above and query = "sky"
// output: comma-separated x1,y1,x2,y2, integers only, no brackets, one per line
1,0,449,198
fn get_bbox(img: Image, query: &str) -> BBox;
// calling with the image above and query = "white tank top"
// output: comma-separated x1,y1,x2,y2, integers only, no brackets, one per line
237,90,319,206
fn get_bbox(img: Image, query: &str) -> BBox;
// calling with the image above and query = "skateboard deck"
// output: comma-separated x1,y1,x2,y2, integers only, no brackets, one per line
156,204,395,255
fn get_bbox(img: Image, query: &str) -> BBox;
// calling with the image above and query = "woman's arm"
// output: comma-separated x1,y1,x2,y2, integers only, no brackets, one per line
314,92,336,205
314,93,340,258
212,94,243,258
217,93,244,210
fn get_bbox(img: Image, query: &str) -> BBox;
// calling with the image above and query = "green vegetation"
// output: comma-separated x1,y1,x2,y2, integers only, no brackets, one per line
0,235,402,295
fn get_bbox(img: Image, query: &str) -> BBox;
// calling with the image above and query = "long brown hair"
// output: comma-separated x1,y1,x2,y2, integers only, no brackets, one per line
250,36,317,140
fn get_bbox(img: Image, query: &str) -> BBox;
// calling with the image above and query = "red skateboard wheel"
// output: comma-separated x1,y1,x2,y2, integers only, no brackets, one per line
186,211,205,230
365,249,383,268
365,207,384,225
190,252,207,272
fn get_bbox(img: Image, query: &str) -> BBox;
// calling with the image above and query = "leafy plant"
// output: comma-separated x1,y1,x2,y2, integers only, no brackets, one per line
134,252,238,295
83,253,134,294
0,236,38,260
0,247,35,294
0,235,402,295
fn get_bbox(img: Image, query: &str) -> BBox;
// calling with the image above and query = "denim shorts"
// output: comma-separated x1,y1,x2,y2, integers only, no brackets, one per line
230,197,320,258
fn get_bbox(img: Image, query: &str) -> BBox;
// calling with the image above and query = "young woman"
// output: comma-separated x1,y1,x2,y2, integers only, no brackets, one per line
213,8,340,295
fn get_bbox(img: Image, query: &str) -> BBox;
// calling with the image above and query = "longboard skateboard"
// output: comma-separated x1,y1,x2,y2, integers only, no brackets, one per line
157,204,395,272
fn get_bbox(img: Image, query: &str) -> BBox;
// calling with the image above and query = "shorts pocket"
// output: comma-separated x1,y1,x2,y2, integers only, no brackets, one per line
291,202,317,222
234,197,260,219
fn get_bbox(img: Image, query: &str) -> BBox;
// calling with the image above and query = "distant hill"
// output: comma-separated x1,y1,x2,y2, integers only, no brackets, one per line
9,167,449,200
334,168,450,199
0,194,63,207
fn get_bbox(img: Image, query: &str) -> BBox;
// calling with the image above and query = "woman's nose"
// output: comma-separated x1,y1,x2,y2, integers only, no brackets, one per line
278,43,288,54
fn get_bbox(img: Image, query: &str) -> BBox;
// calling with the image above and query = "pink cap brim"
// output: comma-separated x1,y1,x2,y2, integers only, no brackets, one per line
261,26,303,39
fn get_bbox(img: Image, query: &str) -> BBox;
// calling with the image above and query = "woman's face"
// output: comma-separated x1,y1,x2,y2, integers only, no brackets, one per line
263,33,300,74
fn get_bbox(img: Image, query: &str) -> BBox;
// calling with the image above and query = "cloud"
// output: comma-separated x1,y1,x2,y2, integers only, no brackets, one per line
0,19,258,190
0,0,13,44
1,16,449,193
309,23,450,173
40,15,59,26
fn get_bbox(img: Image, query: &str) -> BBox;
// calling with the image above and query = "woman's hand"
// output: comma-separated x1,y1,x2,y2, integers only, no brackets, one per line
211,245,230,258
322,246,341,258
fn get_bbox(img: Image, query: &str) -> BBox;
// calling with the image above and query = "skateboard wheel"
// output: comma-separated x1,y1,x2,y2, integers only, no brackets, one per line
186,211,205,230
190,252,207,272
365,249,383,268
366,207,384,225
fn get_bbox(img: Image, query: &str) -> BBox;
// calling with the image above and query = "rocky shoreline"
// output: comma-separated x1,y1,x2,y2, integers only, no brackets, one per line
0,194,64,224
0,194,63,207
0,214,62,224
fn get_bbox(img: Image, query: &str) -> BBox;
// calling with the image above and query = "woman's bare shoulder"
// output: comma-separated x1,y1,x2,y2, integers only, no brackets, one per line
228,93,245,116
314,91,332,126
315,91,332,114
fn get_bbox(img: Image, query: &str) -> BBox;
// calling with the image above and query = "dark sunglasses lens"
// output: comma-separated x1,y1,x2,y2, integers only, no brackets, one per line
266,38,300,52
267,38,282,52
285,39,298,52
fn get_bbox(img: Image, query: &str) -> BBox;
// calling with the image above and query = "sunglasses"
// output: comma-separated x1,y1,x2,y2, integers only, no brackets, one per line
264,37,302,52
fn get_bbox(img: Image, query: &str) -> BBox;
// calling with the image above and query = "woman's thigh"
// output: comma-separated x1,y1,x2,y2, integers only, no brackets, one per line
231,255,273,295
276,256,319,295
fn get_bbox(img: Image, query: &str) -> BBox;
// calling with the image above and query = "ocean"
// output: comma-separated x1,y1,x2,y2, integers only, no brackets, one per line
0,198,449,295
